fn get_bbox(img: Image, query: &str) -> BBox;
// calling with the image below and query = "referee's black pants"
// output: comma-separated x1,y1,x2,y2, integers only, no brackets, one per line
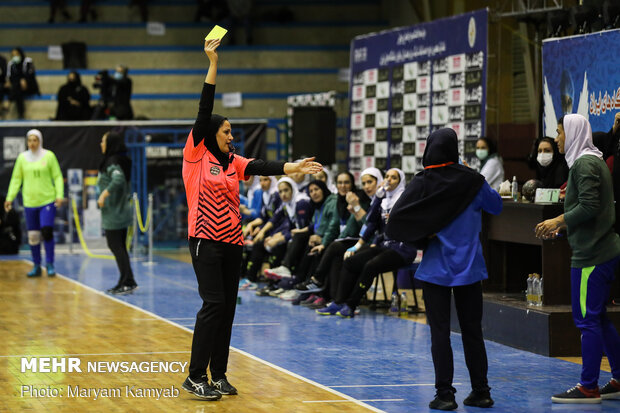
188,237,242,381
422,280,490,397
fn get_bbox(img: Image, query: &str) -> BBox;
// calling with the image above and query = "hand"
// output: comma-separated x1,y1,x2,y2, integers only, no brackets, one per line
461,159,470,168
204,38,220,62
250,226,260,237
243,225,252,238
295,157,322,175
20,78,27,91
54,198,63,208
310,244,325,255
68,97,80,106
309,234,321,246
535,216,565,240
4,200,11,212
345,191,359,207
344,243,361,259
254,231,265,243
97,191,108,208
614,112,620,134
291,228,303,235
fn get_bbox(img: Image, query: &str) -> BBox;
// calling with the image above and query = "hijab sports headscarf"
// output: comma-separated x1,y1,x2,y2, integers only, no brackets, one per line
277,177,302,222
562,114,603,168
381,168,406,212
24,129,46,162
386,128,485,246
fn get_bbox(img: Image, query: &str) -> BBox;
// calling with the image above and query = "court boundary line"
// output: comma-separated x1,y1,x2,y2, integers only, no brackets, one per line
7,260,384,413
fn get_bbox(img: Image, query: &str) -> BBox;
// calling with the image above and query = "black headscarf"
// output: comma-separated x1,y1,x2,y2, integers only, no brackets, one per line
99,131,132,182
385,128,485,246
205,114,234,170
529,136,569,189
335,171,356,221
307,179,331,211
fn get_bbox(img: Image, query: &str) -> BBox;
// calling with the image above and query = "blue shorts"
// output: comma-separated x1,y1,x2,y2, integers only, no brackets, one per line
24,203,56,230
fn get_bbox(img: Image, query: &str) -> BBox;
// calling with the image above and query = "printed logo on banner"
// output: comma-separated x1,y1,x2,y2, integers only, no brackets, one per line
376,111,389,128
404,111,416,125
449,106,464,121
350,142,362,157
404,62,417,80
392,66,404,81
353,85,365,101
375,142,388,157
418,76,430,93
3,137,25,161
352,72,364,85
417,126,430,138
403,126,417,142
466,86,483,103
364,98,377,113
466,52,484,69
378,98,389,111
391,111,404,127
448,54,466,73
418,61,430,76
403,156,417,172
432,106,449,125
403,142,416,155
416,140,427,156
391,128,403,143
363,156,375,168
351,100,364,113
405,79,417,94
465,121,482,138
364,69,378,85
417,93,430,107
376,129,389,142
392,95,403,111
433,58,448,73
354,47,368,63
375,157,387,171
391,81,404,96
351,113,364,130
350,130,362,142
366,85,376,98
466,70,483,87
433,73,449,92
465,104,482,120
432,91,447,106
365,114,376,128
376,82,390,98
404,93,417,110
449,123,465,139
450,73,465,88
417,108,429,126
364,143,375,156
363,128,376,143
390,155,402,169
448,88,465,106
378,68,390,82
468,17,477,48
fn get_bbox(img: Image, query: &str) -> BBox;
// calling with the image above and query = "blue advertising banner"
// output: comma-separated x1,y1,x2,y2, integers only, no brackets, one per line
542,29,620,137
347,9,488,180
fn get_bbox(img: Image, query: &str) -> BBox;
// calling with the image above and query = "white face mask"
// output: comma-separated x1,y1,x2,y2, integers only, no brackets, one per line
537,152,553,167
476,149,488,160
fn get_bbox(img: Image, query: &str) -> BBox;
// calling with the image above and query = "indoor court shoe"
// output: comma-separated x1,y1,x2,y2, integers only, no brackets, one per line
182,376,221,400
429,394,458,411
46,263,56,277
263,265,291,280
111,285,138,295
463,390,494,407
300,294,318,306
212,378,238,395
600,378,620,399
295,278,324,293
551,383,601,403
27,265,42,277
316,301,342,315
337,304,354,318
308,297,327,309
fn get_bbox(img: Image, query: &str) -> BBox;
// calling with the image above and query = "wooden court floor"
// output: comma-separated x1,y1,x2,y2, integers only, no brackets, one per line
0,260,380,413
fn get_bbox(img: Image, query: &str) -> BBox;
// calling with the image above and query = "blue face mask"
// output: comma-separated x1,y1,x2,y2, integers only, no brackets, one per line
113,72,123,80
476,149,488,161
11,55,22,64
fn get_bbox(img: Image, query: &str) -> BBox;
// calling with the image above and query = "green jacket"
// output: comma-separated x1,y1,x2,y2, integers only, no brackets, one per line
564,155,620,267
310,193,340,246
97,164,132,230
7,151,64,207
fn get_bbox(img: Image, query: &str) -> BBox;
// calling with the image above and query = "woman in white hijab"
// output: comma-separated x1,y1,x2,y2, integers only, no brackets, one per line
4,129,64,277
536,114,620,404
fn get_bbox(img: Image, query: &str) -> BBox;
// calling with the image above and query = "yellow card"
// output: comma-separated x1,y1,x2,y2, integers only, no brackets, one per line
205,25,228,41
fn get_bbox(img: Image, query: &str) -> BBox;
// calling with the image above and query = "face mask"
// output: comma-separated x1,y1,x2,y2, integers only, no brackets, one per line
11,56,22,64
113,72,123,80
476,149,488,160
537,152,553,167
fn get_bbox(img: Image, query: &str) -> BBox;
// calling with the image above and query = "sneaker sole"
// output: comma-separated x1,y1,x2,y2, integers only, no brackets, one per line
214,389,238,396
181,384,221,400
295,287,324,293
316,310,336,315
601,393,620,400
551,396,601,404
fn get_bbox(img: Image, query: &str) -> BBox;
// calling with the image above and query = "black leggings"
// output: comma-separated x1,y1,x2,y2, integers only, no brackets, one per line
422,280,489,395
188,237,242,381
314,239,357,301
337,245,406,308
105,228,135,287
282,231,310,271
244,240,286,281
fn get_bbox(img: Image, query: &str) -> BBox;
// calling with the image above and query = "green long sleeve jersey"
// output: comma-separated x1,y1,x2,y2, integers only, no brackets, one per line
7,151,64,208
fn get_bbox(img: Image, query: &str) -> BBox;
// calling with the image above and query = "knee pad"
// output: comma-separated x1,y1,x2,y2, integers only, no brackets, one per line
27,231,41,246
41,226,54,242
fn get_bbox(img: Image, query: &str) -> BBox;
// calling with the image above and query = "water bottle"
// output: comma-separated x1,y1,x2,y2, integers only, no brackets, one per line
511,176,518,202
537,276,544,306
390,291,400,313
526,274,533,305
533,275,541,306
400,292,408,315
